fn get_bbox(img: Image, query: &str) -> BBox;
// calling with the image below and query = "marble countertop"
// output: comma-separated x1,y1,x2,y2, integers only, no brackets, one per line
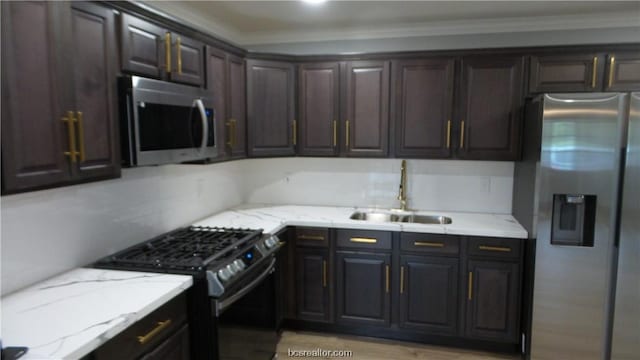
194,204,528,239
1,268,193,360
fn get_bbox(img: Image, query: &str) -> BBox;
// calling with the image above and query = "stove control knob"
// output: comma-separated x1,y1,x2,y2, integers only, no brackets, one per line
226,264,237,277
233,259,246,271
218,268,232,282
265,236,278,249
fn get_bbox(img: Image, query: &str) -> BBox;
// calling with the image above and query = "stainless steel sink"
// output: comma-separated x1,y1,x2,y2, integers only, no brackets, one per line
349,211,452,225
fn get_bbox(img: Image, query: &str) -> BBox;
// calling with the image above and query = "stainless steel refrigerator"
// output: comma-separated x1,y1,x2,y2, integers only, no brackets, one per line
514,92,639,359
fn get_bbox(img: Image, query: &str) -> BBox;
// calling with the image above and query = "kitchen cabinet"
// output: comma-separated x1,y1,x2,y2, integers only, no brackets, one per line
465,237,523,343
399,255,459,335
392,58,455,158
336,251,391,327
295,247,331,323
604,51,640,91
344,60,391,157
247,59,296,157
206,47,246,160
1,1,120,194
94,293,190,360
298,62,341,156
120,13,204,86
456,55,524,161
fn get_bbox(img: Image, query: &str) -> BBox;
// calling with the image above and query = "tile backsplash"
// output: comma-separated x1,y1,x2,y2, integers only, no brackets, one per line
1,158,513,295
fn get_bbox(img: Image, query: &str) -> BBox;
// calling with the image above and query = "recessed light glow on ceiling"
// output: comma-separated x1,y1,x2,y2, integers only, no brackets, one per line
301,0,327,5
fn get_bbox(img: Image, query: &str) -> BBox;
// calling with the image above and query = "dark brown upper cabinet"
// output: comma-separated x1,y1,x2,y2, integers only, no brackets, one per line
206,47,246,160
246,59,296,157
120,13,204,86
344,61,391,157
392,58,455,158
298,62,341,156
456,56,524,161
529,53,605,93
604,51,640,91
1,1,120,194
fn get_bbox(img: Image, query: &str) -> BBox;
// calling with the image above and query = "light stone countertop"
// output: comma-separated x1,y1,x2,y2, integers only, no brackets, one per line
194,204,528,239
1,268,193,359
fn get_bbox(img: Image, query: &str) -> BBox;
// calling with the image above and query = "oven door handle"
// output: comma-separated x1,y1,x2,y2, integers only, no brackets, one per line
215,258,276,316
193,98,208,152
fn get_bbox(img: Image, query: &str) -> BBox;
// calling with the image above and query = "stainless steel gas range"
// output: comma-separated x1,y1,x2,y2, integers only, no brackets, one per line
95,226,284,360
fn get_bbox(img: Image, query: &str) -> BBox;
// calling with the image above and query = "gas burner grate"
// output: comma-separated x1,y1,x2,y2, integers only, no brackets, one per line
100,226,262,271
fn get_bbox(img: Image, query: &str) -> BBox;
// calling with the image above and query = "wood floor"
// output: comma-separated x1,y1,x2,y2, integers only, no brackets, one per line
277,330,520,360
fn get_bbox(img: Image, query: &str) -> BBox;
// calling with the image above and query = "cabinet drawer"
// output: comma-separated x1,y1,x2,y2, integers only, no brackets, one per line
467,237,523,260
336,229,392,250
295,227,329,247
94,293,188,360
400,233,459,255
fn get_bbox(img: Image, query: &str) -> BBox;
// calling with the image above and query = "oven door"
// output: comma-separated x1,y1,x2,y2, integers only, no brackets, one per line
215,258,279,360
130,78,216,166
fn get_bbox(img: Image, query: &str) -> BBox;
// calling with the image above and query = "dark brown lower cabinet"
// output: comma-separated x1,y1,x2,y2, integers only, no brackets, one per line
399,255,458,335
465,260,521,342
336,251,391,327
140,325,190,360
295,247,331,322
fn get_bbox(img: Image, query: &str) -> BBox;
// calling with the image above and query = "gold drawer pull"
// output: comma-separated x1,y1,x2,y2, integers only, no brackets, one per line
591,56,598,88
350,237,377,244
322,260,327,287
137,319,172,344
478,245,512,252
608,56,616,88
468,272,473,300
414,241,444,248
164,32,171,73
176,36,182,75
400,266,405,294
298,234,325,241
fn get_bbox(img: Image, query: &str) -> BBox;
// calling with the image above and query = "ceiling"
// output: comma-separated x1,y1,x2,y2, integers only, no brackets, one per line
142,1,640,46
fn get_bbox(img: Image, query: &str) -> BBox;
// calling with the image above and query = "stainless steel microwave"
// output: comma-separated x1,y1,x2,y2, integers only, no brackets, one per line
119,76,216,166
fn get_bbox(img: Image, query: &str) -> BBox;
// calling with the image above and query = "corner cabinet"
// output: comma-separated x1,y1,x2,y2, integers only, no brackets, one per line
1,1,120,194
246,59,296,157
456,56,524,161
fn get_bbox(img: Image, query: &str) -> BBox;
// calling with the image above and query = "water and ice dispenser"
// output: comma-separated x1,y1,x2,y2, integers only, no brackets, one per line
551,194,596,247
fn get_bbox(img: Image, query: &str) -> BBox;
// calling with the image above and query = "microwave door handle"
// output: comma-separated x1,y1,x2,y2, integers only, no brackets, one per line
193,98,208,152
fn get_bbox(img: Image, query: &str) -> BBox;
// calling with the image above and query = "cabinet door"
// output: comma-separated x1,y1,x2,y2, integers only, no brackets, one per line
529,54,604,93
206,46,227,160
399,255,458,335
140,325,190,360
1,1,72,193
170,34,204,86
120,13,166,78
296,247,331,322
247,60,296,157
344,61,390,157
604,52,640,91
298,62,340,156
457,56,524,161
465,260,520,343
393,58,454,158
227,54,247,159
336,251,391,327
70,2,120,180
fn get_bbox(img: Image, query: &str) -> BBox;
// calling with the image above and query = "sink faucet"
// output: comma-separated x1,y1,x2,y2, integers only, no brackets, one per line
397,160,408,211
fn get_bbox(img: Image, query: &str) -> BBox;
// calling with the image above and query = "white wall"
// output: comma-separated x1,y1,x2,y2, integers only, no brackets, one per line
1,158,513,295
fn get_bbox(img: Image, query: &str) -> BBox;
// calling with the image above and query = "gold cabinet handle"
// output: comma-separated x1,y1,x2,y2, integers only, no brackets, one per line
164,32,171,73
385,265,390,293
176,36,182,75
62,111,79,163
322,260,327,288
478,245,512,252
333,120,337,147
468,272,473,300
292,120,297,145
137,319,172,344
400,266,405,294
459,120,465,149
414,241,444,248
297,234,325,241
350,237,377,244
446,120,451,149
226,118,236,148
76,111,86,162
608,56,616,88
591,57,598,88
345,120,350,147
226,120,233,147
